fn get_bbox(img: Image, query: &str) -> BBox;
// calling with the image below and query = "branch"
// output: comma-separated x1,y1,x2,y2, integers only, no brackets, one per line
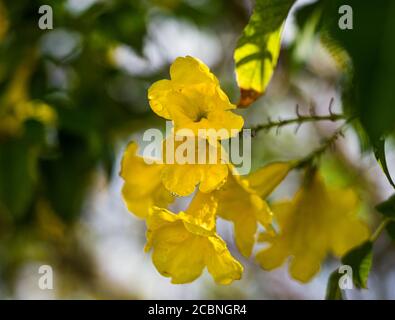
250,99,352,135
295,123,348,169
370,218,393,242
251,113,347,134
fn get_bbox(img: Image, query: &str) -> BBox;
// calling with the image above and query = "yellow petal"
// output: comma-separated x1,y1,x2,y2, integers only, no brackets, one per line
145,208,185,252
120,142,162,196
161,163,228,197
256,170,370,282
206,236,243,285
161,136,229,196
185,192,218,231
270,201,293,227
120,141,173,218
246,162,292,198
170,56,219,87
161,164,201,196
256,242,288,270
147,79,173,119
328,189,370,256
146,207,242,284
215,172,273,257
232,213,257,257
204,110,244,137
148,56,244,138
289,254,322,283
150,221,206,284
122,184,152,218
251,194,273,226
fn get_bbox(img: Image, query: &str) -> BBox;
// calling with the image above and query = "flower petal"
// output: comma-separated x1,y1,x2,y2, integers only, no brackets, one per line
256,242,288,270
146,207,242,285
289,254,322,283
161,163,228,196
147,79,173,119
150,221,206,284
215,173,273,257
148,56,243,138
206,236,243,285
170,56,219,87
246,162,292,198
256,170,370,282
120,142,173,218
232,213,257,257
185,192,218,231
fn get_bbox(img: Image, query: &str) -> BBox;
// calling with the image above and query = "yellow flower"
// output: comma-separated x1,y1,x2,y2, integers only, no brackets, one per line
256,170,370,283
145,192,243,284
120,141,174,218
214,163,291,257
246,162,293,198
161,135,229,196
148,56,244,139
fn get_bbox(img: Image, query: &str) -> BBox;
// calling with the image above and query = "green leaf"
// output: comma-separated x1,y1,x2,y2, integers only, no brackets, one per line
292,1,324,66
373,138,395,189
322,0,395,142
386,221,395,241
40,131,97,223
341,241,373,289
234,0,295,107
376,194,395,218
0,120,44,220
325,269,344,300
85,0,147,53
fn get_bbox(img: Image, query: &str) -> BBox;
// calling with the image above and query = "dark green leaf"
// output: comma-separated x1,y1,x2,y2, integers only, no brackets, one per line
0,121,45,220
386,221,395,242
325,269,344,300
341,241,373,289
40,131,96,223
376,194,395,218
322,0,395,142
373,139,395,189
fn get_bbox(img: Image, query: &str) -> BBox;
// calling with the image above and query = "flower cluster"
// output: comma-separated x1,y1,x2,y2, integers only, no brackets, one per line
120,56,370,284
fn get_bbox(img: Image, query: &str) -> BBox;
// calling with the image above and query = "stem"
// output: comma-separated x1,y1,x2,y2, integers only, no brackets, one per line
370,218,393,242
252,113,347,133
295,124,347,169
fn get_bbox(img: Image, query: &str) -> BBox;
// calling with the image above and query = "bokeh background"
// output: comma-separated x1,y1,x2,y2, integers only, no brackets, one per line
1,0,395,299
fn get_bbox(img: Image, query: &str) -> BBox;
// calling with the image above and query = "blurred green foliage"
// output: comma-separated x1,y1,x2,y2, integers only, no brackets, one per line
0,0,249,297
293,0,395,187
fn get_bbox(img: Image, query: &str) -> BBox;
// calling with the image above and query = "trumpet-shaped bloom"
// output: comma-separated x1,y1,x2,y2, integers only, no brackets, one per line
215,169,272,257
120,142,173,218
256,171,370,283
161,135,228,196
214,163,291,257
145,192,243,284
148,56,244,139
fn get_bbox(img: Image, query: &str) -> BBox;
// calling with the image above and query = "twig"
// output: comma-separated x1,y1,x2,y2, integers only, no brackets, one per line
295,123,349,169
370,218,393,242
251,113,347,134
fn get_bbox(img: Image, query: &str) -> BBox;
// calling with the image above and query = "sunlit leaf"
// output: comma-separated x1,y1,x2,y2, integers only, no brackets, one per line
234,0,295,107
